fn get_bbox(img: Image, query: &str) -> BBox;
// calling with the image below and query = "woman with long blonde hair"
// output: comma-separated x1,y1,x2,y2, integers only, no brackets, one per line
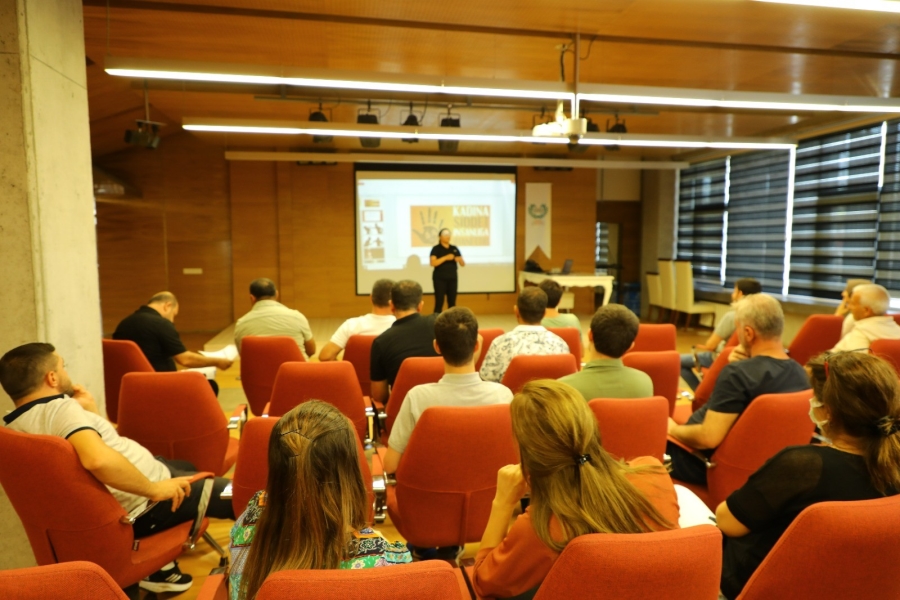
472,380,679,599
229,401,410,600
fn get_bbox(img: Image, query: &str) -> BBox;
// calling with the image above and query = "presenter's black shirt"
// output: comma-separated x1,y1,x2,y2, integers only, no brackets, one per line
112,305,187,372
430,244,461,278
370,312,439,387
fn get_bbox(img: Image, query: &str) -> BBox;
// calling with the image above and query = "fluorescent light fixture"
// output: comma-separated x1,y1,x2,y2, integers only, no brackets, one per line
754,0,900,13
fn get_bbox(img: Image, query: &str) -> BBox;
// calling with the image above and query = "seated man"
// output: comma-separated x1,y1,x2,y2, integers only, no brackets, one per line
383,307,512,474
370,280,439,405
667,294,808,485
318,279,395,361
834,278,871,339
680,278,761,390
0,343,235,594
113,291,232,395
479,287,569,383
558,303,652,401
831,283,900,352
234,278,315,358
538,279,580,329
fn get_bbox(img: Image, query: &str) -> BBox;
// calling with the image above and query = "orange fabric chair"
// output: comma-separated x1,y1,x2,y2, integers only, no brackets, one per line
672,389,814,510
622,350,680,416
500,354,578,394
588,397,668,462
343,334,377,394
685,344,737,417
547,326,583,367
101,338,154,423
383,356,446,441
533,526,722,600
0,562,129,600
738,496,900,600
240,336,305,416
786,314,844,367
0,428,200,589
386,404,518,549
869,339,900,377
117,371,243,476
629,323,677,353
476,328,505,373
265,362,368,442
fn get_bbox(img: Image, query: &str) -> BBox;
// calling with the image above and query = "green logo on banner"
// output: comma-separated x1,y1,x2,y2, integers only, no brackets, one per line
528,203,548,219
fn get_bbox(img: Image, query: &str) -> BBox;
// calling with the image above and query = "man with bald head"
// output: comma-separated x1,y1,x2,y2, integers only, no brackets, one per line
831,283,900,352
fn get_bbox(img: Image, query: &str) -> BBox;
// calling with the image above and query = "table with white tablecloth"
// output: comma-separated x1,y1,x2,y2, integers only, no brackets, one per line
518,272,616,307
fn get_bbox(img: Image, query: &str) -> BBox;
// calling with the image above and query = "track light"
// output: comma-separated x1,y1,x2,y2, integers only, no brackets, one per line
357,102,380,148
568,117,599,153
439,109,461,153
309,105,332,143
401,102,419,144
605,116,627,151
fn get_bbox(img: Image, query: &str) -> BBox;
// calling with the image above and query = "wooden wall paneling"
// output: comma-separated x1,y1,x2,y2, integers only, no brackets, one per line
597,200,643,288
167,240,233,334
276,162,296,308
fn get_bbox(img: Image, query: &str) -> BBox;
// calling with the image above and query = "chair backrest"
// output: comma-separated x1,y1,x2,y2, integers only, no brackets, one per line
787,314,844,367
101,339,154,423
870,338,900,377
534,526,722,600
588,397,668,462
385,356,446,436
646,272,661,306
267,362,368,441
621,351,680,416
475,328,505,372
394,404,518,548
692,345,736,412
117,371,229,475
500,353,578,394
707,389,814,508
240,336,305,416
657,259,676,310
231,417,375,522
629,323,677,353
546,327,583,367
256,561,464,600
738,496,900,600
0,562,129,600
673,260,698,311
343,334,377,395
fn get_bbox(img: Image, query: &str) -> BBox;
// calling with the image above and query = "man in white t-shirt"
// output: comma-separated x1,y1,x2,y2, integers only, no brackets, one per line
0,343,235,594
319,279,396,362
831,284,900,352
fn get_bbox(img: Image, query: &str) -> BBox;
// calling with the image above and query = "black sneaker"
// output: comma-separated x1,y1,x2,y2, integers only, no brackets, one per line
139,561,193,594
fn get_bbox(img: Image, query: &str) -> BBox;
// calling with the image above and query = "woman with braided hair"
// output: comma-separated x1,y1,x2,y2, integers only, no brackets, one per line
717,351,900,599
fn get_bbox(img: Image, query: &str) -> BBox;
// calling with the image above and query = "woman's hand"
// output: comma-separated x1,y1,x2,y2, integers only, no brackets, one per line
494,464,528,508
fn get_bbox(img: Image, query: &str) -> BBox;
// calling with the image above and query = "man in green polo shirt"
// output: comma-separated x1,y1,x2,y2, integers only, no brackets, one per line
558,304,652,401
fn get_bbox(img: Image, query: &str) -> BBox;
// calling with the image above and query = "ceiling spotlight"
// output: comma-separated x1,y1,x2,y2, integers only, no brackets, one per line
605,116,627,151
309,105,332,143
568,116,599,153
401,102,419,143
357,102,380,148
439,109,461,153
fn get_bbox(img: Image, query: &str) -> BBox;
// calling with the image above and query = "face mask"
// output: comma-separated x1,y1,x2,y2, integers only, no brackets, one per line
809,397,829,431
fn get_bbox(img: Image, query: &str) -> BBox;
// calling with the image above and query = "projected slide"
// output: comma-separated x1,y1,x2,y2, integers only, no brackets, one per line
356,170,517,295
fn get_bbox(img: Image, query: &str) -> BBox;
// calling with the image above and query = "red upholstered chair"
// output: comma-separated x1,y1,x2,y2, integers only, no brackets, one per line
547,326,583,367
869,339,900,377
0,562,129,600
787,314,844,367
533,526,722,600
500,353,578,394
240,336,305,416
738,496,900,600
476,328,505,373
343,334,377,394
265,362,368,443
629,323,677,353
117,371,244,476
588,397,669,462
672,389,814,510
679,344,737,423
0,428,201,589
101,338,154,423
622,350,680,416
386,404,518,549
383,356,446,442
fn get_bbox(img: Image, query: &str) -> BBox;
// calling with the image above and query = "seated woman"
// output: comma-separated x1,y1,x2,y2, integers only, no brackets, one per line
472,380,680,599
717,351,900,599
230,401,410,600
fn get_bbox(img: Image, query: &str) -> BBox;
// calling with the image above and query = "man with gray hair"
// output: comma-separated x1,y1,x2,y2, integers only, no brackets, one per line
831,283,900,352
667,294,808,485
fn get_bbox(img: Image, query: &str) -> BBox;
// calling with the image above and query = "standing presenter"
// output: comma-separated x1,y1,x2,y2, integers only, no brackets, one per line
430,228,465,313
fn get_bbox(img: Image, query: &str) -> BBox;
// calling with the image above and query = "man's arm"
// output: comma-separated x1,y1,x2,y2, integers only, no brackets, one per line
383,447,402,474
304,338,317,358
371,380,389,405
668,410,739,450
173,351,233,370
318,341,342,362
696,333,724,353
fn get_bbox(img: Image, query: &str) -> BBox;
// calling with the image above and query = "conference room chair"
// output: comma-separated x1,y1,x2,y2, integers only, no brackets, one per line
382,356,446,443
240,335,305,416
737,496,900,600
621,350,680,416
588,397,668,462
101,338,154,423
892,313,900,328
786,314,844,367
657,259,677,322
0,562,128,600
646,272,663,322
629,323,677,353
547,326,583,367
117,371,245,476
265,361,369,443
675,344,737,423
476,327,505,372
0,428,211,589
343,334,377,394
500,353,578,394
673,260,718,329
532,526,723,600
869,338,900,377
669,389,814,510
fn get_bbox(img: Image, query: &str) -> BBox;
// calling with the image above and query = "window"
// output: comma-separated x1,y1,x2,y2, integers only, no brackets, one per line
677,158,728,286
876,120,900,294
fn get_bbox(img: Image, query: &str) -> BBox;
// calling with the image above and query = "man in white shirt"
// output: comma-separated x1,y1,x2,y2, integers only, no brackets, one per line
318,279,395,361
831,283,900,352
234,278,315,358
383,307,512,473
479,287,570,383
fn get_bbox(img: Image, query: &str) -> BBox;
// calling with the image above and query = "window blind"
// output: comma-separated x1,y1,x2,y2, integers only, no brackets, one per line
676,158,728,286
875,120,900,293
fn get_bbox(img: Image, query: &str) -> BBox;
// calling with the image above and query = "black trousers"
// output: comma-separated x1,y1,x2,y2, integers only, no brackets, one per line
665,441,709,485
433,276,458,313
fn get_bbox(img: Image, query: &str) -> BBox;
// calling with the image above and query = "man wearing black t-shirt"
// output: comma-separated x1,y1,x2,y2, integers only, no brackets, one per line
667,294,808,484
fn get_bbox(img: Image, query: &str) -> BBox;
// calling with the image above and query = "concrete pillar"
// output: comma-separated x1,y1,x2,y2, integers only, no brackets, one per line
0,0,103,569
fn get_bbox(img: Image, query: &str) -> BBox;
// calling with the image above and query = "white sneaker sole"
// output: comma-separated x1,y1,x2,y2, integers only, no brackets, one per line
139,577,193,593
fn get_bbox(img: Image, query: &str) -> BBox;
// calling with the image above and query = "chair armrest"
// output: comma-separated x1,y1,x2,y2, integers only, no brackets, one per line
262,402,271,418
227,404,248,433
219,482,233,500
120,501,159,525
188,471,217,483
196,568,228,600
666,435,715,468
